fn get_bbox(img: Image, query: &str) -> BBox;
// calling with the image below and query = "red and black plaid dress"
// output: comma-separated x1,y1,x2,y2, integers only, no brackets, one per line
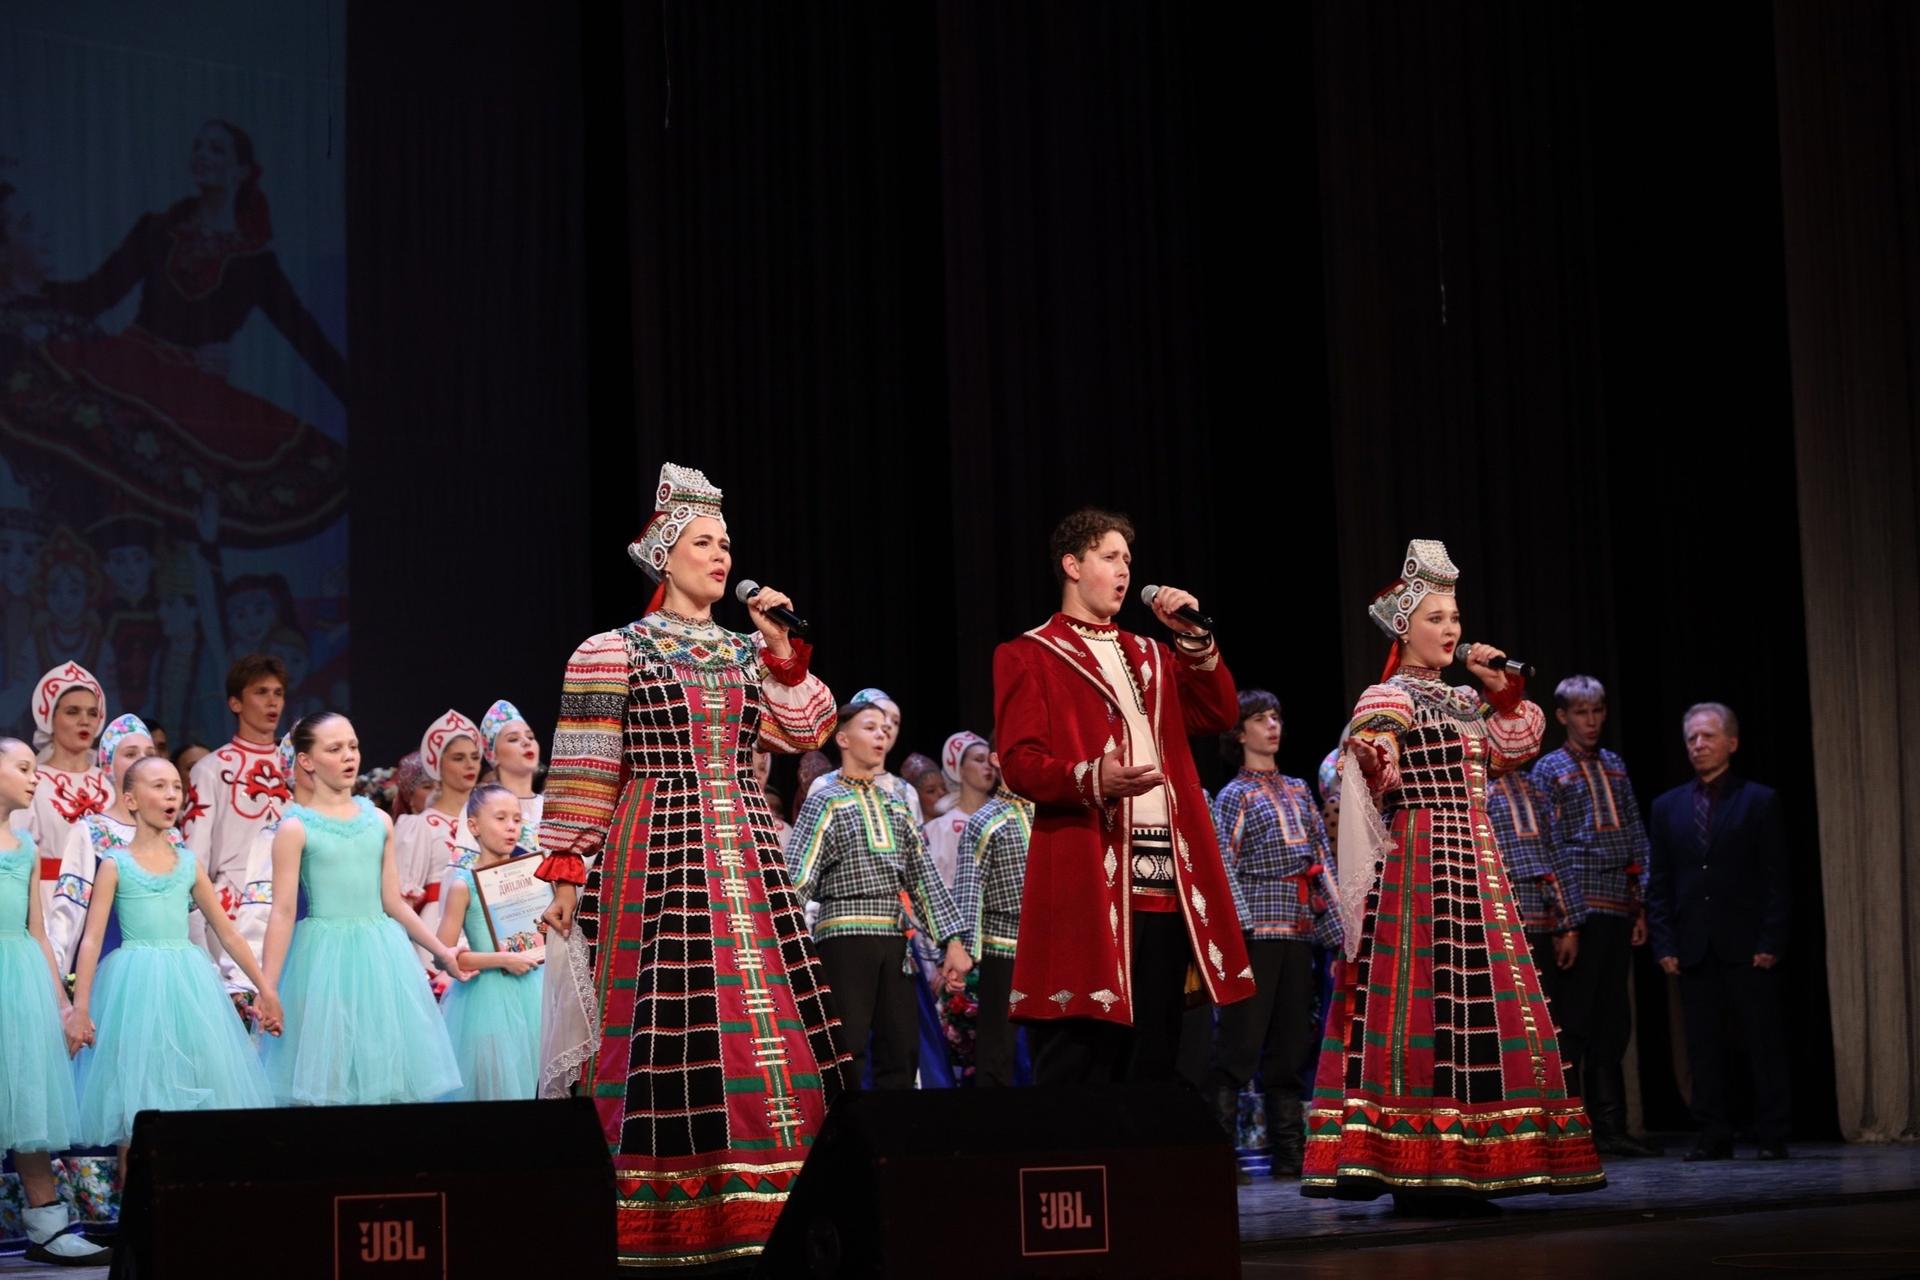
537,615,852,1268
1302,668,1606,1200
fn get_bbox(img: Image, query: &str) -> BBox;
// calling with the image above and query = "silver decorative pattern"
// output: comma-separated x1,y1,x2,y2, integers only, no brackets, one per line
1367,537,1460,640
627,462,726,578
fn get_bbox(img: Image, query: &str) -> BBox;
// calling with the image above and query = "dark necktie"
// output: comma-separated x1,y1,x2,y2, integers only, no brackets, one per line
1694,782,1713,852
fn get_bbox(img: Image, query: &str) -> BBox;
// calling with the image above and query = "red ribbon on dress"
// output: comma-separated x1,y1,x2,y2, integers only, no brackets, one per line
39,856,61,881
421,880,442,905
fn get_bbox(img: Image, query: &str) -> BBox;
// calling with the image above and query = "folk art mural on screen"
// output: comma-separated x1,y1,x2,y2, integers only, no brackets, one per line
0,3,348,746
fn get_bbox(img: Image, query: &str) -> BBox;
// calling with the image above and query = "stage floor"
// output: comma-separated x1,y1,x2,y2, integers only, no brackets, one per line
1242,1141,1920,1275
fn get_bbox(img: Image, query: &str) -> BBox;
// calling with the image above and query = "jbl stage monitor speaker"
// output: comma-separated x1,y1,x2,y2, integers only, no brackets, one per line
758,1085,1239,1278
109,1098,613,1279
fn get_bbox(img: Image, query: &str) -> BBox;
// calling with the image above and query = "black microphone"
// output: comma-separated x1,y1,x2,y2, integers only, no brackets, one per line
735,580,810,636
1140,585,1214,632
1455,644,1536,679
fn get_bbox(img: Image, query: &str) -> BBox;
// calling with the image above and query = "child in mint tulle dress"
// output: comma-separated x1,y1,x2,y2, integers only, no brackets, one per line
66,757,283,1149
0,737,112,1265
437,784,545,1099
259,714,472,1105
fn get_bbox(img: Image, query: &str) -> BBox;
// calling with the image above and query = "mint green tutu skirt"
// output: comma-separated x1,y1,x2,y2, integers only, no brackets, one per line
262,915,461,1105
0,933,82,1152
73,939,272,1146
440,966,541,1101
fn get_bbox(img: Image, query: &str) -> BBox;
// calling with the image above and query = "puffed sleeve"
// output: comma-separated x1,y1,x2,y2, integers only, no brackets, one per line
755,635,837,753
1346,683,1414,797
1480,676,1545,775
46,820,96,975
536,631,631,886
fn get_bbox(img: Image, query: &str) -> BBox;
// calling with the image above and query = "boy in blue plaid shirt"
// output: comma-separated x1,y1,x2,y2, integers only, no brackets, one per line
789,698,971,1089
1531,674,1657,1157
1206,690,1339,1177
953,757,1034,1088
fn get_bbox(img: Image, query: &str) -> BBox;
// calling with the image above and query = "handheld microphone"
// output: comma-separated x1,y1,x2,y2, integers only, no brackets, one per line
735,580,810,636
1455,644,1536,679
1140,585,1214,631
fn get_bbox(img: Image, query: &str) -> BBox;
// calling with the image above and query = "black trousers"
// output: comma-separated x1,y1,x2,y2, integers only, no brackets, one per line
1031,910,1191,1086
1533,912,1634,1072
817,936,919,1090
1680,956,1791,1143
1207,938,1317,1101
974,956,1018,1088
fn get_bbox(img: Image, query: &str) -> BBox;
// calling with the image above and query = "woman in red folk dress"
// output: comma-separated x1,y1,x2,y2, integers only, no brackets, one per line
1303,539,1604,1210
534,463,849,1270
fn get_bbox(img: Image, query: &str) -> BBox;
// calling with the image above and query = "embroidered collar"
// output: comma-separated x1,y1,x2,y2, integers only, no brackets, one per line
1061,613,1120,638
1397,664,1445,682
642,609,730,642
228,735,278,754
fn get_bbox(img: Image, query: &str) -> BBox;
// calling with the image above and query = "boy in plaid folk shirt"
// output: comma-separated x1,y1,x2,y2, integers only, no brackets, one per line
953,758,1034,1087
1487,766,1588,1033
789,698,971,1089
1206,690,1340,1178
1532,674,1657,1157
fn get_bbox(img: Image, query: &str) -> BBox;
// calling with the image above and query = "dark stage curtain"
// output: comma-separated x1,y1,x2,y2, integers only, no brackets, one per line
1313,0,1834,1135
1775,0,1920,1142
612,2,1341,786
345,1,597,761
336,0,1843,1135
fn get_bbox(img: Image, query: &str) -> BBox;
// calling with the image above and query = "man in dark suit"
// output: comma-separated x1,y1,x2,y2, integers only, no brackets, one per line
1646,702,1792,1161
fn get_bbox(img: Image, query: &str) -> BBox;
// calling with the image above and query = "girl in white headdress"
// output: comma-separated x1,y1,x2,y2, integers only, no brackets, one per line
479,698,543,852
44,713,158,975
921,731,994,892
16,662,109,919
387,712,479,977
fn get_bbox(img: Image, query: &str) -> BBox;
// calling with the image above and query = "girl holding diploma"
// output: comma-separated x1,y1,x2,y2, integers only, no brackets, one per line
437,783,543,1100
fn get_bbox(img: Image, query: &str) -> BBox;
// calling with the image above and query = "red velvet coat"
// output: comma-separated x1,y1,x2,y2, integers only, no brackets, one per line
994,613,1256,1027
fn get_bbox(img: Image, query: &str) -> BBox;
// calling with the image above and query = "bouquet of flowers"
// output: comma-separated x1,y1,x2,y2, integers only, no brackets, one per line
354,765,398,814
939,967,981,1084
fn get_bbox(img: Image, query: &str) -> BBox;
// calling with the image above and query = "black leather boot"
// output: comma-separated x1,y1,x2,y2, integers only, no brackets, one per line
1586,1060,1656,1157
1266,1089,1305,1177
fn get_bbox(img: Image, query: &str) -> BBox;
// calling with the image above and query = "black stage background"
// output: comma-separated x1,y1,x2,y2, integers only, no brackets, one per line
344,1,1837,1136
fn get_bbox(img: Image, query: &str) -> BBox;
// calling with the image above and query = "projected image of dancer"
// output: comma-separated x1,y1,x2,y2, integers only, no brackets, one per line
30,120,347,546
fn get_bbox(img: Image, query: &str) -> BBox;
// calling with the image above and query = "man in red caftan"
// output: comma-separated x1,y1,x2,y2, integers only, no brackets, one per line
993,508,1255,1085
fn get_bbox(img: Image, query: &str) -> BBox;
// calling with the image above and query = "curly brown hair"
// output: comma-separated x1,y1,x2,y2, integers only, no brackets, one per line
1049,508,1136,585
